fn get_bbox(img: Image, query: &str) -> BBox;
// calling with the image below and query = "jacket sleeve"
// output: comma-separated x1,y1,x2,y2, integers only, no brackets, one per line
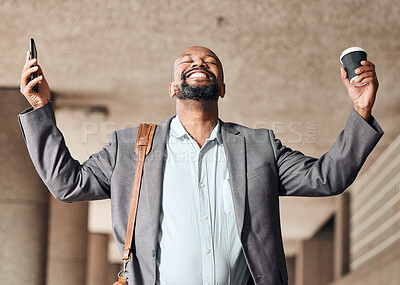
18,102,116,202
270,109,384,196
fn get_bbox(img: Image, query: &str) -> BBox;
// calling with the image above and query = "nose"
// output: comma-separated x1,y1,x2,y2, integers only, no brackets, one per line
191,58,207,69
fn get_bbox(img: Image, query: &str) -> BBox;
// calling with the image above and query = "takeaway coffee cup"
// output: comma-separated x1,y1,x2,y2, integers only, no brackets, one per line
340,47,367,86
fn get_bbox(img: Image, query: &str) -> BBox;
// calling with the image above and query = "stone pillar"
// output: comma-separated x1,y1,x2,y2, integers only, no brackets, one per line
295,218,334,285
333,192,350,279
46,197,88,285
0,89,49,285
86,233,109,285
46,106,107,285
286,256,296,285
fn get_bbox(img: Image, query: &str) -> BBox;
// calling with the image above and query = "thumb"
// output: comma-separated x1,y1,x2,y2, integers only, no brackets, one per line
37,65,48,84
341,67,351,89
37,65,45,77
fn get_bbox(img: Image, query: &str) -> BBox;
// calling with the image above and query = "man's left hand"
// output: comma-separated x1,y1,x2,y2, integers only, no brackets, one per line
341,60,379,121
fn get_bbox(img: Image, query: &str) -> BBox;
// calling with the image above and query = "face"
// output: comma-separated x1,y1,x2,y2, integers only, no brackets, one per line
169,46,225,101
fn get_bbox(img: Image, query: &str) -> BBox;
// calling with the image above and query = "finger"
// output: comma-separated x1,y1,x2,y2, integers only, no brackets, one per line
21,66,39,93
361,60,375,68
26,75,43,91
355,65,375,75
354,71,375,83
359,76,375,85
21,65,39,86
23,57,37,73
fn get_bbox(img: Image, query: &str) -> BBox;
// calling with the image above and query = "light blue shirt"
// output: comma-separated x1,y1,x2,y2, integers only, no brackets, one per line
156,116,250,285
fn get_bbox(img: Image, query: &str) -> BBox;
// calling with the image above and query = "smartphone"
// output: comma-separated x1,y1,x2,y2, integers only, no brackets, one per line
29,38,38,92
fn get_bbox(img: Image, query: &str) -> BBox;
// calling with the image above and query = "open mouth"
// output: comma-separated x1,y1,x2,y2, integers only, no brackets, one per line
183,69,214,80
188,72,209,79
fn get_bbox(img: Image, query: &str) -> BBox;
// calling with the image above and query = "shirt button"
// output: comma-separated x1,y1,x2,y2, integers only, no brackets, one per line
203,215,208,220
206,248,211,254
200,183,205,188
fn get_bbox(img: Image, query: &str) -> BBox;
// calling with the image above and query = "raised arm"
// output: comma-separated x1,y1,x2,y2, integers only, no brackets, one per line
274,61,382,196
272,109,383,197
19,51,115,202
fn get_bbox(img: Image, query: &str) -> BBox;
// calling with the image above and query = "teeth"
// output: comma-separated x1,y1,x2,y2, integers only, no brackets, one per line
189,72,207,78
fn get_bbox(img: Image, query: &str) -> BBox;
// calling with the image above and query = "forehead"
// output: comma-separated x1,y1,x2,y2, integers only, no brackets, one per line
174,47,220,66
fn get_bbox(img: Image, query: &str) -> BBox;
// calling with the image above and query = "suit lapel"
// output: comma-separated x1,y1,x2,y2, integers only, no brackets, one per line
139,116,173,249
221,121,247,238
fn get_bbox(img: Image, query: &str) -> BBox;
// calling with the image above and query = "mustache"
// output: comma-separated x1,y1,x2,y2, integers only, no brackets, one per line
181,67,216,81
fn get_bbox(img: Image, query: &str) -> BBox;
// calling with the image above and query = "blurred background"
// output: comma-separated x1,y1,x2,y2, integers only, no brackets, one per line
1,1,399,284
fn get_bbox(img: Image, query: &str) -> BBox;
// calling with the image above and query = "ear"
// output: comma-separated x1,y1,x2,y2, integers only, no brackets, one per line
169,82,176,98
219,83,226,98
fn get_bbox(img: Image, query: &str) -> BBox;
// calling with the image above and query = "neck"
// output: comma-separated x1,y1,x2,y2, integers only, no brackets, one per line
176,99,219,148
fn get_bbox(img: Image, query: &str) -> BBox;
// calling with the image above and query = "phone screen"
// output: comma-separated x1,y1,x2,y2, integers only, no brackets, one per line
29,38,38,92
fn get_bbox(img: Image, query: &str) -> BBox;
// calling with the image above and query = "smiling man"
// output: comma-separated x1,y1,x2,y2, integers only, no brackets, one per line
171,47,224,102
19,46,383,285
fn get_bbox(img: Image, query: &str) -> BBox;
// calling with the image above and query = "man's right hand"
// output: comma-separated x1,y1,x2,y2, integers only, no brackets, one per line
20,51,51,109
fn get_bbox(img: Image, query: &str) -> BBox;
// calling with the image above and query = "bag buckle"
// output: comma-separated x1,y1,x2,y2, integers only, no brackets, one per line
117,257,130,278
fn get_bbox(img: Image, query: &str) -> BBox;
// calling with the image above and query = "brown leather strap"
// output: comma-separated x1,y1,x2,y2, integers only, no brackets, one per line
113,276,127,285
123,123,157,260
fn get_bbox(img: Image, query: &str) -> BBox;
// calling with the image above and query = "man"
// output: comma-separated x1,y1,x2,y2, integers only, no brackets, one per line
19,46,383,285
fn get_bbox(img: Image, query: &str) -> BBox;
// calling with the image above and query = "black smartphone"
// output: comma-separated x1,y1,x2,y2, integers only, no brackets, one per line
29,38,38,92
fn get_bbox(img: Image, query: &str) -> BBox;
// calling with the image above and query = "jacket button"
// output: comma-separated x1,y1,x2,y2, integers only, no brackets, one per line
152,250,155,257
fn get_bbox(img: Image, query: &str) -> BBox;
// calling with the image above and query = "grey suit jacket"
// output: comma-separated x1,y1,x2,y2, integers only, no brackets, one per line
18,102,383,285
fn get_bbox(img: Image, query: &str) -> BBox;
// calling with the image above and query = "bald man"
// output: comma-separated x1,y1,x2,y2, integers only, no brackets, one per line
19,46,383,285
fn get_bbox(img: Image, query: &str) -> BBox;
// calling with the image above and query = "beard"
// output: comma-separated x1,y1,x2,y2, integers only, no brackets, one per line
174,69,220,101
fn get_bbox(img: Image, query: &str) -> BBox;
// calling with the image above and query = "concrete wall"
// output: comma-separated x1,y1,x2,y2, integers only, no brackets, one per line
328,241,400,285
349,134,400,270
328,134,400,284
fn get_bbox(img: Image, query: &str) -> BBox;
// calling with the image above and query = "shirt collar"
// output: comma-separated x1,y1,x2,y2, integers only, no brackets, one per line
170,115,223,145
